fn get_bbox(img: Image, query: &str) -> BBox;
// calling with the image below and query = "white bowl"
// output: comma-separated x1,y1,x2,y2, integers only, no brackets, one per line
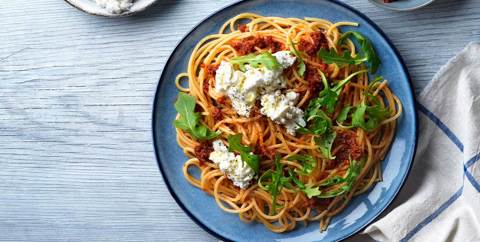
368,0,435,11
65,0,158,17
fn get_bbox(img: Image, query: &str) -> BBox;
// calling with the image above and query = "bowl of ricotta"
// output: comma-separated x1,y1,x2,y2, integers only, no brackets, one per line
65,0,158,17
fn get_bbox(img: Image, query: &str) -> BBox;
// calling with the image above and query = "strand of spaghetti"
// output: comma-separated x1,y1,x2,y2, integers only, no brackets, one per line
223,13,263,33
382,95,403,124
183,159,202,187
212,116,261,130
214,176,255,213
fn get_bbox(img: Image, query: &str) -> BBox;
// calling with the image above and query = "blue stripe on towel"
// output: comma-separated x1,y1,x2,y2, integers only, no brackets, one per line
464,154,480,192
399,187,463,242
466,153,480,168
417,102,479,192
416,102,464,152
465,166,480,192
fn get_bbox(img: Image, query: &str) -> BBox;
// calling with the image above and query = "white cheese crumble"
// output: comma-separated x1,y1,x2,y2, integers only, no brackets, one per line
215,51,297,117
273,51,297,69
215,61,257,116
95,0,133,14
208,140,255,189
260,90,306,135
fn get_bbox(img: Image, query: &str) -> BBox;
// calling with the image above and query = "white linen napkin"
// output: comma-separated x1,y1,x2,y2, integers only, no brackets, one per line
363,42,480,242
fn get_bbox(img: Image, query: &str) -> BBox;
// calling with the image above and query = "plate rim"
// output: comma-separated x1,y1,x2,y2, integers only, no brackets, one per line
151,0,419,241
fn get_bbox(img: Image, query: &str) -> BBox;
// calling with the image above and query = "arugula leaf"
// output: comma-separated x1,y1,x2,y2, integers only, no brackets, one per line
318,89,338,114
288,169,305,189
315,129,337,160
261,156,322,201
351,95,390,132
305,70,336,114
230,52,281,72
258,170,273,190
304,98,323,120
331,70,368,95
287,154,317,175
317,158,363,198
240,153,260,175
368,76,384,92
309,114,331,134
227,134,252,153
319,176,344,187
290,40,306,76
352,104,369,130
298,108,332,135
173,93,220,141
297,58,306,76
258,153,286,214
303,185,322,198
287,169,321,198
297,116,330,135
340,159,362,189
367,105,390,121
299,71,333,135
269,154,283,214
304,69,366,122
318,49,365,67
296,126,313,135
337,106,352,123
317,189,346,198
227,134,260,173
339,31,381,73
366,94,390,119
280,176,293,189
318,31,380,74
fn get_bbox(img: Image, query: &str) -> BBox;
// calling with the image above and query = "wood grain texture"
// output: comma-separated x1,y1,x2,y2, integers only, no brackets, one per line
0,0,478,241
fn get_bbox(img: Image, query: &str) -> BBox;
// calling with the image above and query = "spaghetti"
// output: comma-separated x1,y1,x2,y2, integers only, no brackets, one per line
174,13,402,233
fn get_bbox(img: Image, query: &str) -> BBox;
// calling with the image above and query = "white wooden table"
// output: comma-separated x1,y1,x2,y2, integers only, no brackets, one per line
1,0,479,241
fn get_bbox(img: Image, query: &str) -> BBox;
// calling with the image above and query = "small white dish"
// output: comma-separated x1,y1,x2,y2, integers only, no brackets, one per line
65,0,157,17
369,0,435,11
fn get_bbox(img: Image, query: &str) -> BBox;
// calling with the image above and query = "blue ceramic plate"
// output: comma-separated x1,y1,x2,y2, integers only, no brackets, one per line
369,0,435,11
152,0,417,241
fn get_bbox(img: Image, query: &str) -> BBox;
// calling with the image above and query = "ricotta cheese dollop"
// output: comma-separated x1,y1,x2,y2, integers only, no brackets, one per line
208,140,255,189
95,0,133,14
215,51,297,116
260,91,306,135
215,61,255,116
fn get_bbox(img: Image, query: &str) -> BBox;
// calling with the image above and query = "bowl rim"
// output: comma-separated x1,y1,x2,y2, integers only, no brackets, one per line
64,0,158,17
151,0,419,240
368,0,436,11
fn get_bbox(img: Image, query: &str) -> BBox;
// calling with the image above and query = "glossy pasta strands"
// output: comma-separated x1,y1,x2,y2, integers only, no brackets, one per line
174,13,402,233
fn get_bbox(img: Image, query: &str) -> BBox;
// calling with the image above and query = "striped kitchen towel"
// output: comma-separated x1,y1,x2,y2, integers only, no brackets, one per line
364,42,480,242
